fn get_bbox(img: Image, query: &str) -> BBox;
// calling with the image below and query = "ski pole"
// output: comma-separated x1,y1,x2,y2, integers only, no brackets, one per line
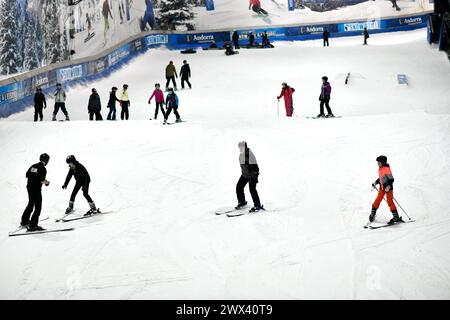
373,186,412,220
277,100,280,118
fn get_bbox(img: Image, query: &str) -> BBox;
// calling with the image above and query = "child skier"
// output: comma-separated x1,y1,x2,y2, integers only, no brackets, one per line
164,88,182,124
277,82,295,117
21,153,50,231
148,83,166,120
249,0,268,15
236,141,263,213
370,155,403,225
62,155,98,216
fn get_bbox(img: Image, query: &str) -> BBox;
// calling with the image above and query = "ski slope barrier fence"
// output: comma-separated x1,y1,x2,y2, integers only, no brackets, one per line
0,13,429,118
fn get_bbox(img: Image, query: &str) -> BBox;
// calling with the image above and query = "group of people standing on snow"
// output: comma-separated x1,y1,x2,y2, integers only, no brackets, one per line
32,60,193,124
276,76,334,118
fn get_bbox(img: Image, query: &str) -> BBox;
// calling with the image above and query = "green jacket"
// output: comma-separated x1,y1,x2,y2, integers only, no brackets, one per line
165,64,177,77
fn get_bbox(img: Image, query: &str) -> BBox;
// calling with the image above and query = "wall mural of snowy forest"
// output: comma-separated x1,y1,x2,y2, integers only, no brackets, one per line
0,0,433,77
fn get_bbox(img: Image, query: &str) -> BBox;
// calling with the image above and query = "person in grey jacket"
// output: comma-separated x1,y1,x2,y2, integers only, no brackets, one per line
52,83,70,121
88,88,103,121
235,141,263,212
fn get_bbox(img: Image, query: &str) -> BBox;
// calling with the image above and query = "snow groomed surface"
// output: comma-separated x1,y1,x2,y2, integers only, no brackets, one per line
0,29,449,299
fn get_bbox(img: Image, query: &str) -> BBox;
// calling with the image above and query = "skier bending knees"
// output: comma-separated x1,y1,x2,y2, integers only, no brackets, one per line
369,155,402,225
249,0,268,15
235,141,263,213
62,155,97,216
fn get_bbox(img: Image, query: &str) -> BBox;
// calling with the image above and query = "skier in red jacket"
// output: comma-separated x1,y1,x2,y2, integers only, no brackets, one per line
277,82,295,117
249,0,268,15
370,155,403,225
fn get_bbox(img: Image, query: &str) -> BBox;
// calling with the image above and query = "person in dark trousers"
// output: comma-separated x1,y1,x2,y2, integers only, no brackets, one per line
88,88,103,121
261,31,269,47
120,84,130,120
323,28,330,47
33,88,47,122
148,83,165,120
391,0,400,11
107,86,120,120
318,76,334,118
164,88,181,124
180,60,192,89
224,41,237,55
370,155,403,225
236,141,263,213
21,153,50,231
52,83,70,121
62,155,98,216
248,32,255,47
363,27,369,45
232,31,240,49
165,61,178,91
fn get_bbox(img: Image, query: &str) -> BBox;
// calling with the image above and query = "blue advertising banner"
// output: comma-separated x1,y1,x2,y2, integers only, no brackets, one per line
205,0,215,11
179,32,230,45
288,0,295,11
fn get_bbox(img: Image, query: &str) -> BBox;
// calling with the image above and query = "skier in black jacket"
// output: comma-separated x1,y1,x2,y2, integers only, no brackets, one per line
107,86,120,120
62,155,98,215
33,88,47,122
236,141,263,213
180,60,192,89
21,153,50,231
88,88,103,121
363,27,370,45
323,28,330,47
232,31,240,49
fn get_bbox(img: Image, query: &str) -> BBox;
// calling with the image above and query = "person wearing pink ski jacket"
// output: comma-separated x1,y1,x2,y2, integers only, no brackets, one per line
148,83,166,120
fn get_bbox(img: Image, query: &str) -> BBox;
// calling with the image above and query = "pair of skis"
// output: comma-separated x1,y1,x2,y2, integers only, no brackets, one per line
9,209,109,237
306,115,342,119
364,219,415,230
215,205,266,218
9,214,74,237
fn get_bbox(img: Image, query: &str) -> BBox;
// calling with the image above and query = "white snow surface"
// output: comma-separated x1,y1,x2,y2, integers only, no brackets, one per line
193,0,432,30
1,29,450,299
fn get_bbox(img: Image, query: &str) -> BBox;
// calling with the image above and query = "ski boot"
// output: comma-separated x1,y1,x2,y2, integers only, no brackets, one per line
65,202,74,215
249,205,264,213
326,113,334,118
65,115,70,121
175,118,182,123
52,115,57,121
387,211,403,225
84,202,99,216
27,225,45,232
20,221,29,227
235,201,248,210
369,207,377,222
316,113,325,118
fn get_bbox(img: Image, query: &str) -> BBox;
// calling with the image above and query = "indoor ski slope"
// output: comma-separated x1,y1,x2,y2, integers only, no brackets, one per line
1,29,449,299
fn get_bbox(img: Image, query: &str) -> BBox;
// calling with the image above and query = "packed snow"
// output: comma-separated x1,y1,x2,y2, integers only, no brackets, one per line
193,0,432,30
1,29,450,299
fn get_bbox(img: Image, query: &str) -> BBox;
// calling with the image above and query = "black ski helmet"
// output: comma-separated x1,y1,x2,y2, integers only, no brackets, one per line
66,155,77,164
322,76,328,81
123,84,128,89
376,155,387,164
112,86,117,91
39,153,50,165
